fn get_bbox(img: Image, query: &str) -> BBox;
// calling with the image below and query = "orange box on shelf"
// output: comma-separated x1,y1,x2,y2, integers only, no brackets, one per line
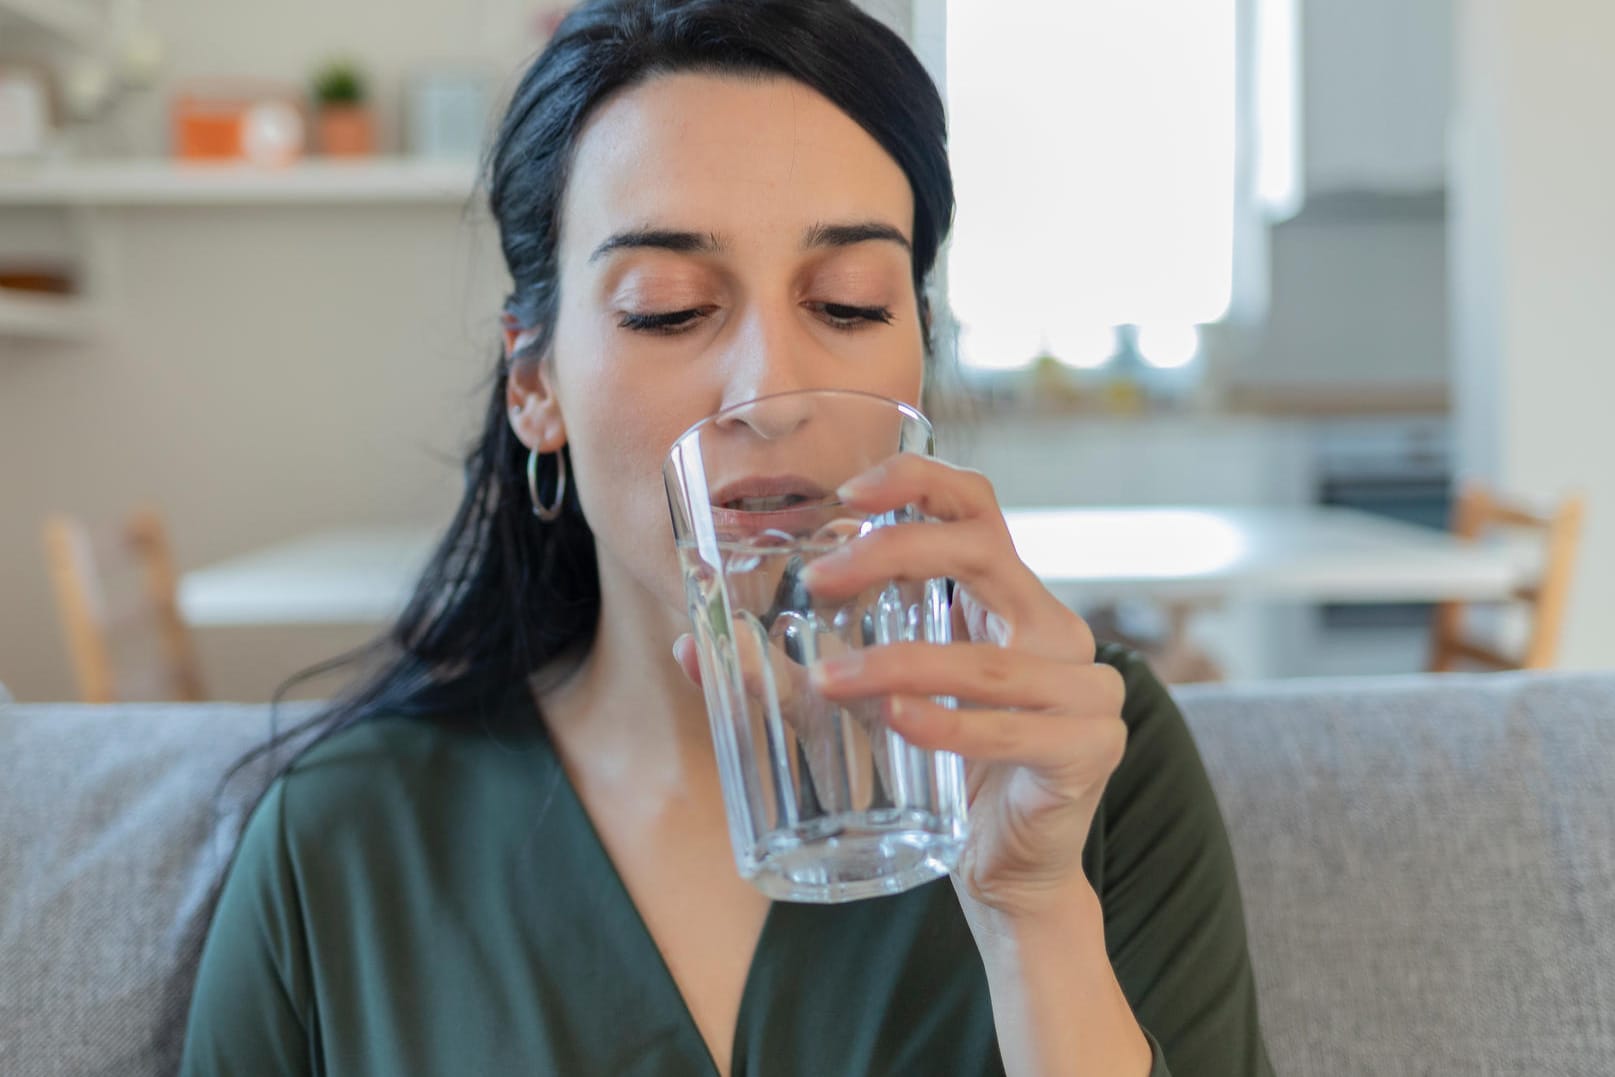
170,81,307,166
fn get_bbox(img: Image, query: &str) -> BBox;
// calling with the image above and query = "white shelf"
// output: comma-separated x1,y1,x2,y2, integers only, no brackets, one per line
0,289,98,341
0,158,483,206
0,0,99,45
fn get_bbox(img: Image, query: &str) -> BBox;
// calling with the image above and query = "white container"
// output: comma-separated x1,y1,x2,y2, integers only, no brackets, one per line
0,66,52,157
404,70,491,161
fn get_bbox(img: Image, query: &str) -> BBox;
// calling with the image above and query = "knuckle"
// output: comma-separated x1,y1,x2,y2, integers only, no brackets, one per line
1066,611,1098,660
976,645,1017,687
864,644,913,689
1097,714,1129,768
960,529,998,578
976,712,1019,758
1092,663,1128,711
874,643,944,694
967,469,999,507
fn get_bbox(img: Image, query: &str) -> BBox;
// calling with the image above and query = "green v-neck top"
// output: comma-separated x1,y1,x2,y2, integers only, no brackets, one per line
180,644,1274,1076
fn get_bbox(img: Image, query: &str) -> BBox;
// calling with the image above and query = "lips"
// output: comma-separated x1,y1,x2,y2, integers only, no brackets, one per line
707,474,840,536
709,474,831,511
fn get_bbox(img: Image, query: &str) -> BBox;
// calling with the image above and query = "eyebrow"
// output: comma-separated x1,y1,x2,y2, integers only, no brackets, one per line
588,220,912,263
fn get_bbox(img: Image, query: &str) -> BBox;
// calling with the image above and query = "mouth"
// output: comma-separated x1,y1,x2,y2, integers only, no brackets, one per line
704,475,846,538
709,475,833,514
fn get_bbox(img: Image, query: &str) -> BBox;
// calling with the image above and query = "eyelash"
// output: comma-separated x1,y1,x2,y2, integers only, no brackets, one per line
617,303,895,336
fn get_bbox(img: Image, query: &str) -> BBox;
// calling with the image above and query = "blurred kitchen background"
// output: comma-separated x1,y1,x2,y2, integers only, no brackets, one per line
1,0,1608,702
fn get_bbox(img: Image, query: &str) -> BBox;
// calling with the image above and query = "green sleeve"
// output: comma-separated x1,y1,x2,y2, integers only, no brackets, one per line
179,779,315,1077
1098,646,1275,1077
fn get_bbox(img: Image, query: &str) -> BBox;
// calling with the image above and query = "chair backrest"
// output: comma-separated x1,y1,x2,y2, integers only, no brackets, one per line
1428,484,1586,672
41,508,206,703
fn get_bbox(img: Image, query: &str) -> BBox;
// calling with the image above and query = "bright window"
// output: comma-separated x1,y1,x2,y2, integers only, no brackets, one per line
942,0,1240,370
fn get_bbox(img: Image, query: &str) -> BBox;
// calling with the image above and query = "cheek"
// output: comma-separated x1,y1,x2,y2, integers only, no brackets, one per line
567,391,673,522
864,345,927,414
556,361,700,598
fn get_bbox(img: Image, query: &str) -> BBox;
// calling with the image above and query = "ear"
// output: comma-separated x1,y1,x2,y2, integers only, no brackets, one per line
504,326,567,453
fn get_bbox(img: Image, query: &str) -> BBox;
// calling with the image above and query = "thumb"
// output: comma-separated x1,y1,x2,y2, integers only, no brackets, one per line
671,633,704,688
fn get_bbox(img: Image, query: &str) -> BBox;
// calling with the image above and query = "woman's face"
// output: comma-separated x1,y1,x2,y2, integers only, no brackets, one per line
508,72,926,616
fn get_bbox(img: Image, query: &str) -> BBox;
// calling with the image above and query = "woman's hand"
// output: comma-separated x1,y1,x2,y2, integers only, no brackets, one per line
667,452,1149,1070
796,453,1128,923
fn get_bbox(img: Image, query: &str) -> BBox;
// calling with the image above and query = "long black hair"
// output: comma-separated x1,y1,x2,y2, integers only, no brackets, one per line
252,0,957,760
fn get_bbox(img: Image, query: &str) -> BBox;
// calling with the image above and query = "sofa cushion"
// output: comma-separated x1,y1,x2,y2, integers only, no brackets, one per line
2,672,1613,1076
1173,670,1615,1077
0,701,320,1077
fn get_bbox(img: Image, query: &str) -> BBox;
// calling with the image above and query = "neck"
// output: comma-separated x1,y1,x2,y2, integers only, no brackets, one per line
534,562,716,801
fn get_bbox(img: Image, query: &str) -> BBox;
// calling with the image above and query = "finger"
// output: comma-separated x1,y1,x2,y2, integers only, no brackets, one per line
672,633,703,687
729,614,870,743
837,452,1001,523
801,516,1045,624
954,585,1098,665
728,615,873,801
677,626,839,713
675,622,800,706
811,642,1125,715
732,614,811,715
884,696,1130,781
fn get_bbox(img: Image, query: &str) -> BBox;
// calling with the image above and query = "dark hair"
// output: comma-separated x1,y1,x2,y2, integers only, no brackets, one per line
155,9,955,1060
251,0,957,759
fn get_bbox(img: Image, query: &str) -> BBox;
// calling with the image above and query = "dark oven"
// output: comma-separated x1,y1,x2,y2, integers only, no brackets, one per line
1312,418,1453,629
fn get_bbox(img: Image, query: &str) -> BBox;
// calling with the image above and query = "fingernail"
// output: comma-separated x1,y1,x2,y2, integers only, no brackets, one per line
810,651,863,687
884,696,929,728
836,466,884,501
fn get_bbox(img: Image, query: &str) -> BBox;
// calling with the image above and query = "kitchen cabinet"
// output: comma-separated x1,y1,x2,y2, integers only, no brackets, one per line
1300,0,1452,197
938,412,1313,509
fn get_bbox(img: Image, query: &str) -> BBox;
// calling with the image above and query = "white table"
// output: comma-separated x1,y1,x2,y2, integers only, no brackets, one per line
177,507,1531,628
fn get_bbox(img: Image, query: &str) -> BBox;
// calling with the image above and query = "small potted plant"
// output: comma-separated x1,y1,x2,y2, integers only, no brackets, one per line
311,59,374,157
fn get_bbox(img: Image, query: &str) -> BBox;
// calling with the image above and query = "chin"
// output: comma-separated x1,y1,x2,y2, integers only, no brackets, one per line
595,524,688,619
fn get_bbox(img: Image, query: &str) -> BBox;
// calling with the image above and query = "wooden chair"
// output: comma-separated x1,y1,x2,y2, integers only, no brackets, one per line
42,508,206,703
1427,484,1586,672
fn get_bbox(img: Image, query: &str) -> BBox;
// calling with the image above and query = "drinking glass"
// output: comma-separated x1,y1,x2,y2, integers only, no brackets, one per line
664,388,968,903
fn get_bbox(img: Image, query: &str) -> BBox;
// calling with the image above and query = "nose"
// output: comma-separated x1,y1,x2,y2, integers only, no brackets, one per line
713,303,821,438
720,390,815,440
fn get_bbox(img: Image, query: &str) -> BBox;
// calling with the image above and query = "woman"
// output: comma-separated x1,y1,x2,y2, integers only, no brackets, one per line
181,2,1274,1074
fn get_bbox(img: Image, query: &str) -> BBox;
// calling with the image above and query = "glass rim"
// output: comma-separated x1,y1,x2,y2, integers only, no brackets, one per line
666,388,932,456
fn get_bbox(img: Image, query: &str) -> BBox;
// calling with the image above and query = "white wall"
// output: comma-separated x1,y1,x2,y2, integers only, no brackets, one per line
1449,0,1615,670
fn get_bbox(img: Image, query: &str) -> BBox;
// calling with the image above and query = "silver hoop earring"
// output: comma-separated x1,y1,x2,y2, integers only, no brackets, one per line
527,449,567,522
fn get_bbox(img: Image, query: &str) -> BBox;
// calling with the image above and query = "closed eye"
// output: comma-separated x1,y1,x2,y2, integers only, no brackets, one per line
617,308,711,334
809,302,895,330
617,302,895,336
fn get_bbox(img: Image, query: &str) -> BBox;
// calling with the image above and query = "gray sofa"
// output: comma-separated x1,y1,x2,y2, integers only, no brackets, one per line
3,671,1614,1076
